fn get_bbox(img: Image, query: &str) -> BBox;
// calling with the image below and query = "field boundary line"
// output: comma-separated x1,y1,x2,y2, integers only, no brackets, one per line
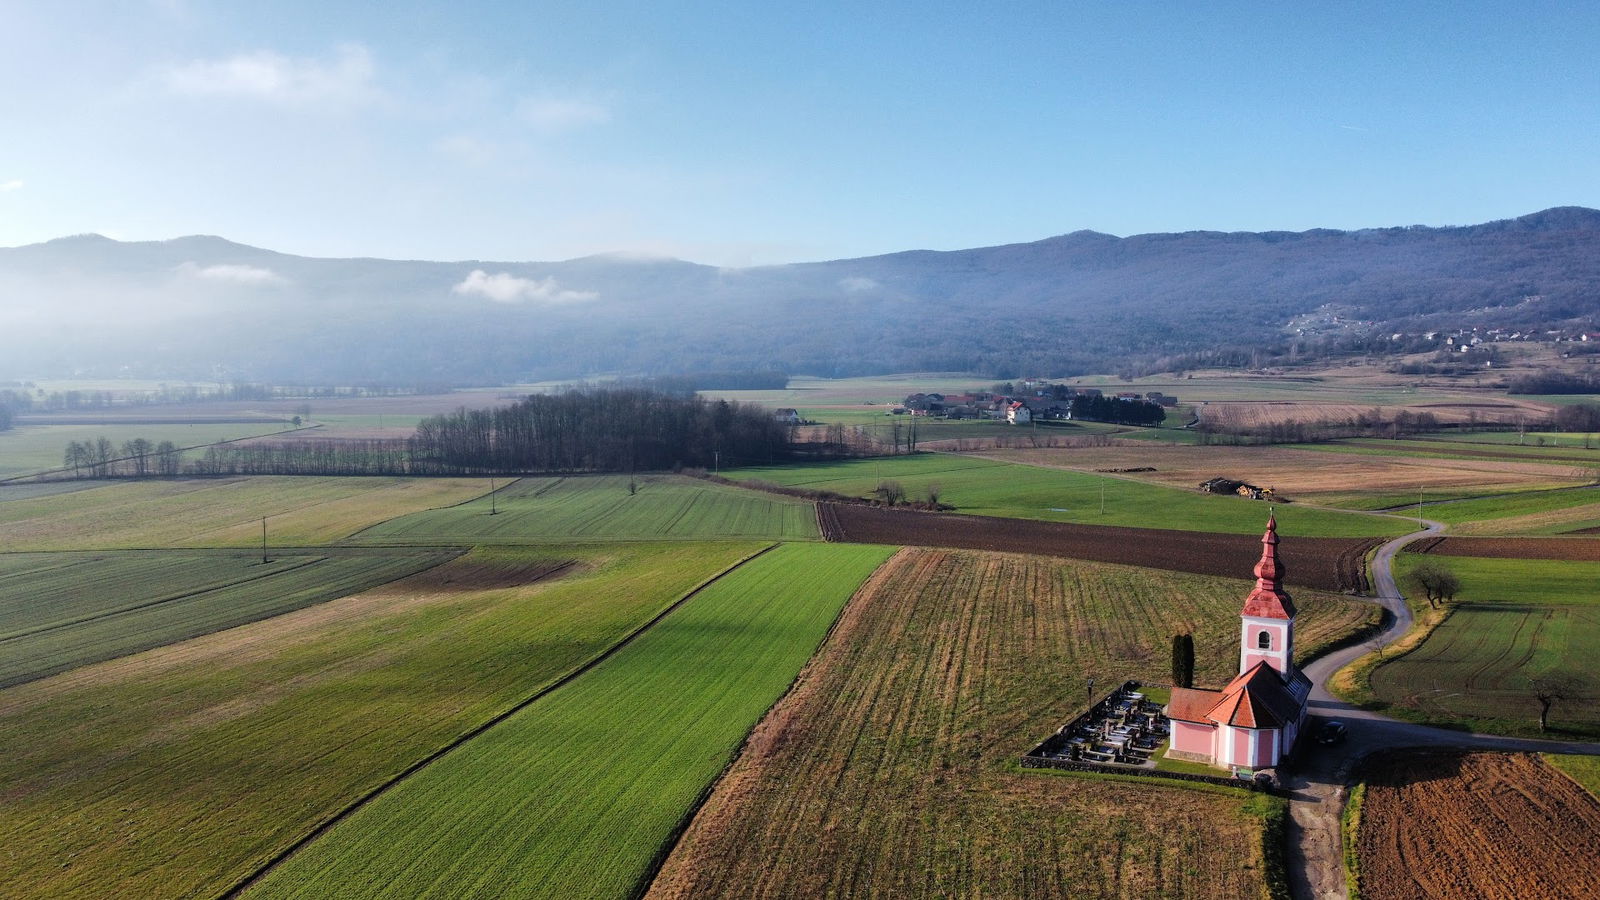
332,478,511,543
628,545,910,900
0,555,328,645
215,541,782,900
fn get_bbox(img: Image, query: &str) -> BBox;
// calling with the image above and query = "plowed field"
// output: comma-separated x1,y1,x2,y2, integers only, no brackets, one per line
1409,536,1600,561
819,502,1381,592
1356,751,1600,900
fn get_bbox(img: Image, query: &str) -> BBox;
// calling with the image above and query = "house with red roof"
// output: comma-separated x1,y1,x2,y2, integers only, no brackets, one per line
1164,515,1311,771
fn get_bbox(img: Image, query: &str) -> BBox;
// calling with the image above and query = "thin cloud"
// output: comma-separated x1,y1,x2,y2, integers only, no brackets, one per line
157,44,377,106
0,180,22,192
517,96,611,132
453,269,597,305
176,262,287,285
839,276,879,292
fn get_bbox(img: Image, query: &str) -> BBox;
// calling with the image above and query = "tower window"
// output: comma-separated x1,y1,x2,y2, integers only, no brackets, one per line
1257,630,1271,650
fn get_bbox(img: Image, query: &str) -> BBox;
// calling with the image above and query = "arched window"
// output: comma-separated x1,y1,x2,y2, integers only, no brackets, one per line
1257,630,1271,650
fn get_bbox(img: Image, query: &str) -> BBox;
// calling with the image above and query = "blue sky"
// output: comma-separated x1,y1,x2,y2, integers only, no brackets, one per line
2,1,1597,265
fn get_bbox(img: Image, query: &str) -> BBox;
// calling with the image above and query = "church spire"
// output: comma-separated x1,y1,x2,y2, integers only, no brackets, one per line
1240,513,1296,619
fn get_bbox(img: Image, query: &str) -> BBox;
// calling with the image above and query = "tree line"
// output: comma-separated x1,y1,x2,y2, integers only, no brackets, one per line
411,388,792,472
1068,394,1166,426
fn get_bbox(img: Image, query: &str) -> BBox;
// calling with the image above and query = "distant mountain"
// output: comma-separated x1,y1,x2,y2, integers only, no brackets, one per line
4,208,1600,383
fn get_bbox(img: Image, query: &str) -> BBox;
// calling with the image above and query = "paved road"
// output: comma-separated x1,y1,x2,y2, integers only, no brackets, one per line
1283,520,1600,900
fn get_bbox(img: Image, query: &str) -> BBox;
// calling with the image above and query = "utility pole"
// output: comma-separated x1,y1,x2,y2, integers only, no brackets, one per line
1418,485,1424,528
261,516,269,565
713,450,721,474
489,476,498,515
1100,476,1106,515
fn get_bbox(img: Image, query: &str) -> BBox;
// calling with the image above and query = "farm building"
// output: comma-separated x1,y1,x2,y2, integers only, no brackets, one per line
1006,401,1032,425
1164,515,1311,772
773,408,801,425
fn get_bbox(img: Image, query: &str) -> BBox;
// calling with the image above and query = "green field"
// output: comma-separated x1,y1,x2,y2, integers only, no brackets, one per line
354,474,820,544
0,421,300,478
0,548,457,687
1366,555,1600,739
0,476,492,550
1403,486,1600,532
0,542,761,899
1547,753,1600,798
246,542,894,900
729,453,1405,537
0,480,111,503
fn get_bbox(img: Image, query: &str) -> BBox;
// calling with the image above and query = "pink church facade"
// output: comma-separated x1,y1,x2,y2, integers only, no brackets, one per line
1165,516,1312,772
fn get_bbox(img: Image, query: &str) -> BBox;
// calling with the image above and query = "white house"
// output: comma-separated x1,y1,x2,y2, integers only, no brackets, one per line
1164,515,1311,772
1006,401,1032,425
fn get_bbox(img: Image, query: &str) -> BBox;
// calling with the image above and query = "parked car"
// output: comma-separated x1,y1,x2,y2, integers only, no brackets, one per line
1315,720,1348,746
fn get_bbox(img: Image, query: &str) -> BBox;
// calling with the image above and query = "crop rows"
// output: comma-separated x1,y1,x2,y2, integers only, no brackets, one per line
0,476,494,550
0,543,758,899
354,474,820,544
1371,554,1600,738
0,549,458,686
650,548,1375,899
245,542,895,900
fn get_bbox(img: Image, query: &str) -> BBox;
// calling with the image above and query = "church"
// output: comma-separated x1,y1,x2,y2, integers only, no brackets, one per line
1165,515,1312,772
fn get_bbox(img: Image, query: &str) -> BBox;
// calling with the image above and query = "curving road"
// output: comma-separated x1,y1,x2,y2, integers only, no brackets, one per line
1283,519,1600,900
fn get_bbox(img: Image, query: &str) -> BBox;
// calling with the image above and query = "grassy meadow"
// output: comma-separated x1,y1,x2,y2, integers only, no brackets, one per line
1547,753,1600,798
353,474,820,544
649,548,1376,899
0,548,456,687
0,476,492,549
0,542,762,900
247,542,895,900
1364,554,1600,739
729,453,1407,537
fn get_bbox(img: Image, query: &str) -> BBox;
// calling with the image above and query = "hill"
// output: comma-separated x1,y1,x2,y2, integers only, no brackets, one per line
4,208,1600,383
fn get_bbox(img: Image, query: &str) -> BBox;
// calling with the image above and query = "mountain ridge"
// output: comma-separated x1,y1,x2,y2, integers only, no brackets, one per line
3,207,1598,383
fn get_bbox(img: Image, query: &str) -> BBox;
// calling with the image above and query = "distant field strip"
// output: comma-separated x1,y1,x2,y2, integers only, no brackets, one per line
0,421,300,478
353,473,820,544
650,549,1375,899
818,502,1384,593
0,476,492,550
245,542,895,900
0,543,758,900
729,453,1405,537
0,549,456,687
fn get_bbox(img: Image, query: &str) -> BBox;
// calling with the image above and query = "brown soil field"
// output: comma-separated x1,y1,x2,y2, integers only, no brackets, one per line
1198,398,1543,430
819,502,1381,592
1356,750,1600,900
650,548,1374,900
1409,536,1600,561
980,445,1578,498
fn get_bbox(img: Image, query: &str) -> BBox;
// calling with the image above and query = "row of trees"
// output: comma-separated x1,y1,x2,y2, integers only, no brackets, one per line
63,439,183,477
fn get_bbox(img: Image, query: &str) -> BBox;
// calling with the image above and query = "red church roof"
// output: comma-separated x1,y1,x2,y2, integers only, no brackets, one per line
1240,514,1296,620
1205,662,1304,728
